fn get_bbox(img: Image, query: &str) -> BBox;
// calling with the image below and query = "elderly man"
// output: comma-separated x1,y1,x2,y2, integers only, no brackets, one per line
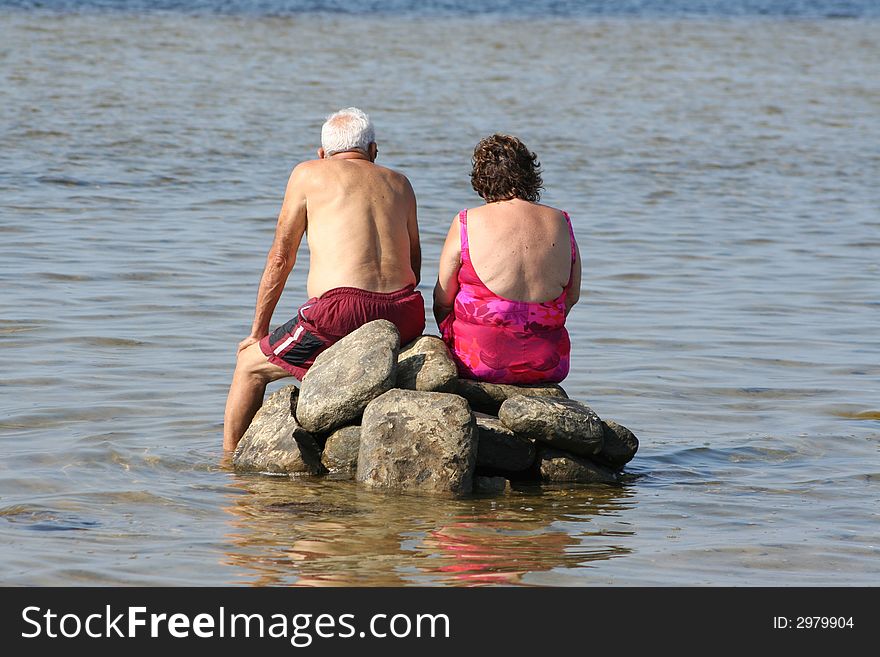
223,108,424,451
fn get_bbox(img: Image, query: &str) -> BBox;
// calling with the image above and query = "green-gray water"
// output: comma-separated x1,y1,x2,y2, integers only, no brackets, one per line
1,11,878,585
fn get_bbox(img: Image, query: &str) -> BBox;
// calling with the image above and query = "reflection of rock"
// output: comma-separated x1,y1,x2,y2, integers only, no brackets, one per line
357,389,477,496
475,415,536,473
597,420,639,468
455,379,568,415
296,320,399,434
538,447,620,484
234,386,327,475
321,426,361,474
473,476,508,494
225,472,637,587
498,396,604,457
397,336,457,392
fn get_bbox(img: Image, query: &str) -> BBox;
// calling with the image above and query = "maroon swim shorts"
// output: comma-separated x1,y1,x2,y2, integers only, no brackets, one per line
259,285,425,380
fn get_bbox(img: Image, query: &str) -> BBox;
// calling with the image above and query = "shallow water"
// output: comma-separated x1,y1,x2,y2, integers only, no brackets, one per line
1,5,879,585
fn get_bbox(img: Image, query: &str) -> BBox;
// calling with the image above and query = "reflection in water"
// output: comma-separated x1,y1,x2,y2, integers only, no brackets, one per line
221,475,636,587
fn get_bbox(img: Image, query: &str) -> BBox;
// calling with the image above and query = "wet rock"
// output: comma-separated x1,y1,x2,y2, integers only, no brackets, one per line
597,420,639,468
357,389,477,496
456,379,568,415
296,320,400,434
475,415,536,473
321,425,361,474
396,335,457,392
498,396,604,457
233,385,327,475
473,475,508,494
538,447,619,485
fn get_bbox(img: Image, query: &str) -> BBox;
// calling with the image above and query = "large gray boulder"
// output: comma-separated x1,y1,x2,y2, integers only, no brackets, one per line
357,389,477,496
233,385,327,475
475,415,536,473
538,447,620,485
321,425,361,474
396,335,457,393
498,396,604,457
456,379,568,415
597,420,639,468
296,320,400,434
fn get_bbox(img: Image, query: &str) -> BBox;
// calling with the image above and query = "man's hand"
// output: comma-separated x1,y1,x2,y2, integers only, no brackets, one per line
237,336,260,354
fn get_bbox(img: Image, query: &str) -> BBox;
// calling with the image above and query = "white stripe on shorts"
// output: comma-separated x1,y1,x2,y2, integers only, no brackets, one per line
273,326,304,356
273,336,295,355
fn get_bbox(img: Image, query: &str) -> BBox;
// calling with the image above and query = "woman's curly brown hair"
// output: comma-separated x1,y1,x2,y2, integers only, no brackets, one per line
470,134,543,203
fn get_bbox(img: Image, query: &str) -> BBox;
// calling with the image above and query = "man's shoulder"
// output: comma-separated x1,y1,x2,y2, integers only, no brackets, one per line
373,164,413,189
286,159,333,189
290,159,323,176
289,159,412,193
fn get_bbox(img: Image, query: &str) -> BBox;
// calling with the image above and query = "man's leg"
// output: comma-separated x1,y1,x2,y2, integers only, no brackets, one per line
223,341,291,451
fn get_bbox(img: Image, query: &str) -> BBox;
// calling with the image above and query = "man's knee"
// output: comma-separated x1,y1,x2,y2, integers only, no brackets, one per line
236,342,268,376
236,341,289,383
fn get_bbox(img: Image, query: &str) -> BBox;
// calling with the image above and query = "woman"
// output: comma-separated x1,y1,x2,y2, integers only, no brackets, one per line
434,134,581,384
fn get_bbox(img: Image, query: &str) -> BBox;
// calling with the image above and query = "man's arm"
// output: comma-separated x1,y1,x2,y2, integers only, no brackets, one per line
405,179,421,285
564,240,582,317
239,165,308,351
432,213,462,325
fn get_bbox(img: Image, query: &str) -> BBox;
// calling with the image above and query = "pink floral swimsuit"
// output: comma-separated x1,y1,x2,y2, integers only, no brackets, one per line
440,209,576,384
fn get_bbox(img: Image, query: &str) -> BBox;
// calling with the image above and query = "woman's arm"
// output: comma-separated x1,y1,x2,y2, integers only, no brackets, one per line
564,239,582,317
432,213,463,325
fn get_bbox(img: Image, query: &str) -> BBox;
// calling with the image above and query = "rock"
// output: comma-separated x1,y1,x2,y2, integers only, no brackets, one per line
473,475,508,494
475,415,536,473
597,420,639,468
233,385,327,475
296,320,400,434
455,379,568,415
396,335,457,392
357,389,477,496
321,425,361,473
538,447,620,485
498,396,604,457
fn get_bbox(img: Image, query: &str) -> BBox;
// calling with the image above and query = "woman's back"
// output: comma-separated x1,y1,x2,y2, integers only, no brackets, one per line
433,133,582,384
466,199,572,303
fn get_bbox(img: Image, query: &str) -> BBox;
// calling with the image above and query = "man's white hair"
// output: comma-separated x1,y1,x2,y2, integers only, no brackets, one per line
321,107,375,157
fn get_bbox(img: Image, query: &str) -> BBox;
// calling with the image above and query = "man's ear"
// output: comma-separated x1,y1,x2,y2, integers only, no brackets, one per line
368,142,378,162
317,148,325,159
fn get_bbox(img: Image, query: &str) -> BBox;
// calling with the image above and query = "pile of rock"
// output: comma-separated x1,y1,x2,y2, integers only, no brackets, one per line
233,320,638,496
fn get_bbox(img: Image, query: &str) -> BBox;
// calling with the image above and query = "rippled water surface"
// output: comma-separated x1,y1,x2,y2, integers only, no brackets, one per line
1,4,878,585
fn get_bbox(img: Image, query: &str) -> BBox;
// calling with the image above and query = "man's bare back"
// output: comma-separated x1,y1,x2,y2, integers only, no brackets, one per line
223,108,424,451
245,147,420,350
293,155,420,298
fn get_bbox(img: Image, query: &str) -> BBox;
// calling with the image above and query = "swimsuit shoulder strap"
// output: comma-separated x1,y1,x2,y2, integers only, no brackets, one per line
459,209,470,255
563,211,575,263
563,211,576,289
